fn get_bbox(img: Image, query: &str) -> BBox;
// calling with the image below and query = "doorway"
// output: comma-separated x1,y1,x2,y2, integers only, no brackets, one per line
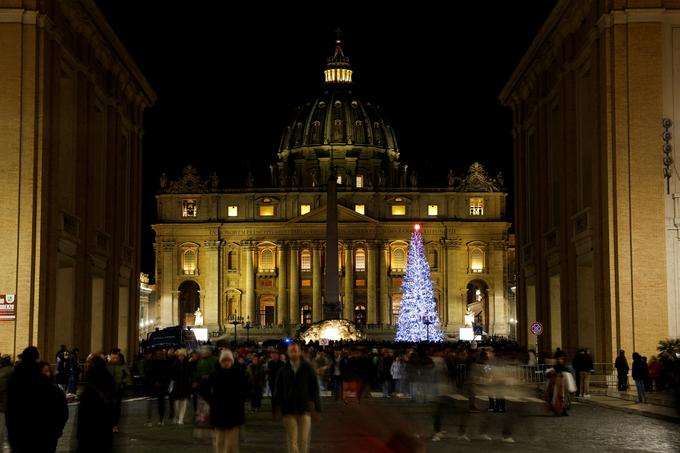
178,280,200,327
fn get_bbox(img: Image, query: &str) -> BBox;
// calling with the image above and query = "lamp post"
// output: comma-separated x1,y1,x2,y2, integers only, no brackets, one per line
421,314,435,342
228,311,243,343
243,317,253,343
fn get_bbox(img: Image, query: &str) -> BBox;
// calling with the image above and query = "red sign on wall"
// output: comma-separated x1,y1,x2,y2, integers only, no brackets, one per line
0,294,16,321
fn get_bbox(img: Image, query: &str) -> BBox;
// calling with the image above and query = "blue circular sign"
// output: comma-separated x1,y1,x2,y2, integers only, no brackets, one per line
529,321,543,336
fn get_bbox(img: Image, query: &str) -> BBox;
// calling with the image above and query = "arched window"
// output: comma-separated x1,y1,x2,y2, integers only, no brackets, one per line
391,247,406,271
310,120,322,144
183,249,197,275
470,247,485,273
259,248,275,272
227,251,237,271
355,249,366,272
300,249,311,272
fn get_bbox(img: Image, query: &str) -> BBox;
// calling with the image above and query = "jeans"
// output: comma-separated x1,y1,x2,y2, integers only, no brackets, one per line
282,414,311,453
635,379,647,403
579,371,591,395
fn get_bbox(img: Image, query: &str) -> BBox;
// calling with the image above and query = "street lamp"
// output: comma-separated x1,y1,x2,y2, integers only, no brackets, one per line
243,317,253,343
228,311,243,343
421,314,436,342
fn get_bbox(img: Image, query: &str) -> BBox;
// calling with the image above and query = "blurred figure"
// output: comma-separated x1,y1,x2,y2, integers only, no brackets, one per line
615,350,630,391
7,346,69,453
390,355,406,397
201,349,247,453
273,342,321,453
67,347,81,397
147,349,170,426
55,345,70,392
648,356,662,391
0,355,12,449
378,349,394,398
545,355,574,416
246,355,266,412
78,354,116,453
108,351,131,432
170,349,192,424
267,350,283,401
632,352,648,403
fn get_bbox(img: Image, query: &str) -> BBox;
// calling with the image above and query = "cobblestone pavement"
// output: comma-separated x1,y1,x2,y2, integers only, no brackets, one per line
55,396,680,452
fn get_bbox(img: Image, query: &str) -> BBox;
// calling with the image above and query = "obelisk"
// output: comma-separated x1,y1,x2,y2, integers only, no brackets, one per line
323,172,341,319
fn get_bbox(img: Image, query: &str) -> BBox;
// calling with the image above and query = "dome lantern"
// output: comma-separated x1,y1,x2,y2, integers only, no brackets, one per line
324,29,353,84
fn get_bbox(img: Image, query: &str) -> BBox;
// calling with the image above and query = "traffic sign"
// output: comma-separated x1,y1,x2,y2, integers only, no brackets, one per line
529,321,543,336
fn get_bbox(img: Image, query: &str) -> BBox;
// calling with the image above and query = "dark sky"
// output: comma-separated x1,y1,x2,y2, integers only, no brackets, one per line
95,0,557,276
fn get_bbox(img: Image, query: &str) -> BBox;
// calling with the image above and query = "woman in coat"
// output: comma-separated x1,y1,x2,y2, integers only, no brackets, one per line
201,349,248,453
78,354,117,453
170,348,192,424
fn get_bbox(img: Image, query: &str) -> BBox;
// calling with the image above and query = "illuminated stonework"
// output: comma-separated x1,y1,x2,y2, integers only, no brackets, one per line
299,319,362,343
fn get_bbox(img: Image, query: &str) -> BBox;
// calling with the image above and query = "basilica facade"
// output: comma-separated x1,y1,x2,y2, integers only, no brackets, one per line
152,39,514,340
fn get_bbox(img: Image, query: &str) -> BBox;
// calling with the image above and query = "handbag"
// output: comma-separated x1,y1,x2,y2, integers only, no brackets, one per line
562,371,577,393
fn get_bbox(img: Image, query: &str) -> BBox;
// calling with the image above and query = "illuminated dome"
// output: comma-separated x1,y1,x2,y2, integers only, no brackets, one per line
272,33,401,189
299,319,363,344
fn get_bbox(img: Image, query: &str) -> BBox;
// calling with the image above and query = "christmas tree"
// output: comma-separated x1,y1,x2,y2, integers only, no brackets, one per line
395,224,445,342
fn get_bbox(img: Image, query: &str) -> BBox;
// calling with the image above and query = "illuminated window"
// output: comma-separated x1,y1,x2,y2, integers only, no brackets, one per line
355,249,366,272
301,279,312,287
392,247,406,271
470,247,485,273
391,294,402,325
259,248,275,272
355,204,365,215
337,175,343,185
470,197,484,216
428,204,438,216
259,205,274,216
183,249,197,275
301,304,312,324
182,200,197,217
356,175,364,188
355,279,366,287
227,205,238,217
300,204,311,215
391,205,406,216
300,249,311,272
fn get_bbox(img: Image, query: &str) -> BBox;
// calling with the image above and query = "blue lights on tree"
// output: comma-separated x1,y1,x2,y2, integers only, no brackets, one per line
395,225,445,342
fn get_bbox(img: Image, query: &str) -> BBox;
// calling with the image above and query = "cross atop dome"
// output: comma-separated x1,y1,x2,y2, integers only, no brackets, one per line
324,29,352,84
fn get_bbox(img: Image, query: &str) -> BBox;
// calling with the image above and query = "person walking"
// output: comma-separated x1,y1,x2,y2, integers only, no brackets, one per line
78,354,117,453
201,349,247,453
55,344,70,392
37,361,70,452
632,352,648,404
246,354,266,412
170,349,192,424
390,355,406,397
67,348,81,397
615,350,630,391
108,351,131,432
273,342,321,453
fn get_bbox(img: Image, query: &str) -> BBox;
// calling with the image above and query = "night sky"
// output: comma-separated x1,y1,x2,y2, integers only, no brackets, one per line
95,0,557,277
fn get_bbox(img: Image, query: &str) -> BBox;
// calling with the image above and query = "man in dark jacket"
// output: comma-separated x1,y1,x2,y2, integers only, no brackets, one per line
201,349,247,453
7,346,69,453
632,352,648,403
273,342,321,453
573,348,594,397
615,350,630,391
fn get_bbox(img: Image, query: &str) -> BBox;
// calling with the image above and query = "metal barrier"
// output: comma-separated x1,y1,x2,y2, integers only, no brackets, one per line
452,362,616,387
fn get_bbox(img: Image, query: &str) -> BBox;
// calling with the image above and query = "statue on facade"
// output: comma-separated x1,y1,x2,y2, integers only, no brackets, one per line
280,167,288,187
410,171,418,188
496,171,505,189
377,169,385,187
311,167,319,188
194,307,204,326
269,165,278,187
447,169,455,188
210,172,219,191
159,173,168,190
246,171,254,188
292,168,299,189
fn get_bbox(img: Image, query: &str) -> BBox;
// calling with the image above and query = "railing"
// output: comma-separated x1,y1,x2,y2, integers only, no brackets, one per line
453,363,616,387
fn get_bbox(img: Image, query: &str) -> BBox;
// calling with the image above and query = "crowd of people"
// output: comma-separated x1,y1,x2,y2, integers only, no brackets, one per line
0,338,677,452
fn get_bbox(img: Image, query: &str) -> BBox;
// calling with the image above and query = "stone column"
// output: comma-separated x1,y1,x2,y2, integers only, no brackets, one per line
289,242,300,325
379,241,390,325
159,241,176,327
445,239,463,328
343,242,354,320
312,243,322,322
277,242,288,326
242,241,256,323
202,240,222,332
367,241,378,324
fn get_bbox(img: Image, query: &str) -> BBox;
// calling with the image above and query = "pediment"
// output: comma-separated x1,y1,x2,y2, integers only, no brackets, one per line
288,204,378,224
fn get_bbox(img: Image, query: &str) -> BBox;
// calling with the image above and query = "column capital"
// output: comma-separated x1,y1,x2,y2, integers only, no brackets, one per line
312,240,324,250
203,240,223,250
288,240,300,250
160,241,176,251
366,239,382,249
443,238,462,249
342,240,355,251
240,240,257,250
277,241,289,251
